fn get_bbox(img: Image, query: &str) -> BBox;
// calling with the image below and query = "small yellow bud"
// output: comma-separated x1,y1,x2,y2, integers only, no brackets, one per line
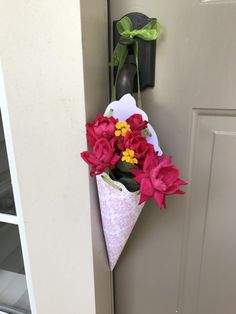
115,121,131,137
115,130,121,136
121,149,138,164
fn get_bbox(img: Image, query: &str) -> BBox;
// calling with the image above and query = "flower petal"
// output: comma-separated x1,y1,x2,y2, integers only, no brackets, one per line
154,191,165,208
140,178,154,197
81,151,99,166
165,184,179,194
174,189,186,195
143,153,159,174
139,192,151,204
160,166,180,184
175,178,188,186
132,168,145,183
110,154,120,167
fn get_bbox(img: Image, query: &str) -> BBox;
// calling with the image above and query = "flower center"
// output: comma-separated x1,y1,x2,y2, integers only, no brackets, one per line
154,179,168,192
121,148,138,164
115,121,131,137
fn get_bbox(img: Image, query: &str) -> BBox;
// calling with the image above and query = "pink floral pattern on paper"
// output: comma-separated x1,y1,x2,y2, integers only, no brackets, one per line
96,173,145,270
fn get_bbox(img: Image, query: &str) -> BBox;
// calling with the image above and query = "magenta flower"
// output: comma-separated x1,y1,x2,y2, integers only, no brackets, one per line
123,131,154,164
86,114,118,148
132,153,187,208
126,113,148,131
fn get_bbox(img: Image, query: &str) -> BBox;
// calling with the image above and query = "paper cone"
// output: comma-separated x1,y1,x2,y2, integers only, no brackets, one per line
96,173,145,270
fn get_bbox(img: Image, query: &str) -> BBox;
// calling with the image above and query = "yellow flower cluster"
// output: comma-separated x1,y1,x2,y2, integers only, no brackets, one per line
121,149,138,165
115,121,131,137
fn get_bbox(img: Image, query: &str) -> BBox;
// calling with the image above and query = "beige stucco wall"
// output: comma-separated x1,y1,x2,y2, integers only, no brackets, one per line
80,1,112,313
0,1,111,313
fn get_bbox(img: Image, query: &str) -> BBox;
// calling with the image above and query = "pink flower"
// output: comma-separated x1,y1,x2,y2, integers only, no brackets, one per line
86,114,118,147
126,114,148,131
132,153,187,208
81,138,120,176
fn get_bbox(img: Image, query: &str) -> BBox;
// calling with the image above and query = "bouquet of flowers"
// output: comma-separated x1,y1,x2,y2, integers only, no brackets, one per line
81,94,186,270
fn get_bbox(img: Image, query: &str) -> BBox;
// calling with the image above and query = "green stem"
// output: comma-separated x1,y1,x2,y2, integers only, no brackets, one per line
101,175,122,191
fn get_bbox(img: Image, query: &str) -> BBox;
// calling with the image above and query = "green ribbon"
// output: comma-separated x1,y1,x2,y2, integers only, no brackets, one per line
111,16,163,108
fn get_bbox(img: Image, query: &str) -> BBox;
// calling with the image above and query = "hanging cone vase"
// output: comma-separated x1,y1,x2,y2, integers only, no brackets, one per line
96,173,145,270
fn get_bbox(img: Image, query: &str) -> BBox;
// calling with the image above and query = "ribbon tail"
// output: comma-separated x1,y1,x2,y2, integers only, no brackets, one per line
133,41,142,109
110,42,126,66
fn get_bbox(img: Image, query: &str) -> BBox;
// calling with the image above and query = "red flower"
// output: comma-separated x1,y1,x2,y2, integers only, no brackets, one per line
81,138,120,176
126,114,148,131
132,153,187,208
123,131,152,163
86,114,118,147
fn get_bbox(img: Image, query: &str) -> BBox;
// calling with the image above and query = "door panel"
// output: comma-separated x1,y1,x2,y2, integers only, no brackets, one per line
110,1,236,313
183,111,236,314
198,132,236,314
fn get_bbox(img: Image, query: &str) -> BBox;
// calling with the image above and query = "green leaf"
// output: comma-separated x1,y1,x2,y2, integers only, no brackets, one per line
116,160,138,174
111,168,132,181
119,177,139,192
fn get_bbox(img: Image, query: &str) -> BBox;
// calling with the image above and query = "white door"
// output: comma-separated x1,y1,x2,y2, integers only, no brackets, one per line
110,1,236,314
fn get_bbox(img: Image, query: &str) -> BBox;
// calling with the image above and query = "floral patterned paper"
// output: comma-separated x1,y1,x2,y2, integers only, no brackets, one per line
96,172,145,270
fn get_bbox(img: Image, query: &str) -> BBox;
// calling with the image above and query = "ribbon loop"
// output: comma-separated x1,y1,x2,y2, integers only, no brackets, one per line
116,16,132,34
